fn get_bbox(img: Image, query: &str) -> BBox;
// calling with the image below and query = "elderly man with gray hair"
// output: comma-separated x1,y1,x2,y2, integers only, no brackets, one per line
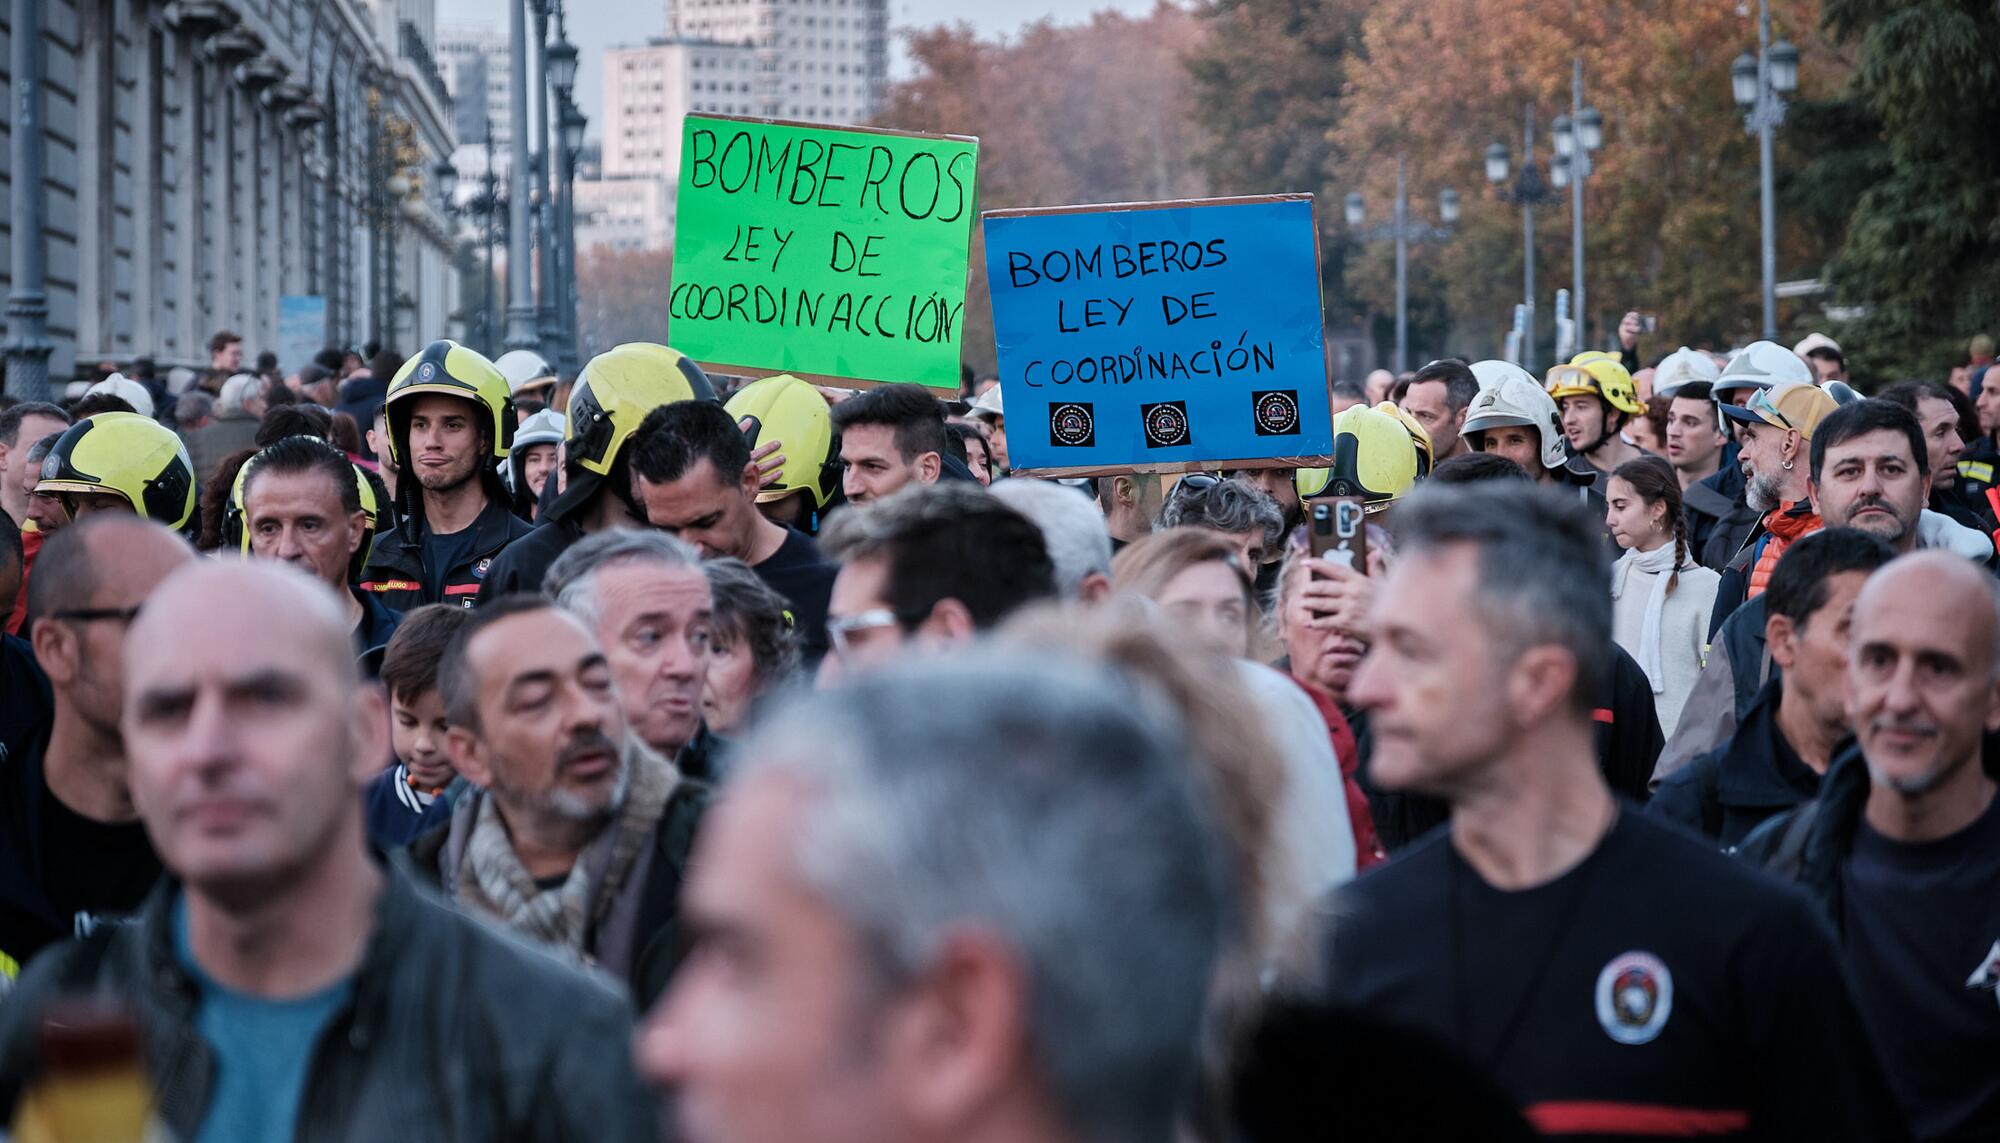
544,528,726,781
635,649,1232,1143
988,478,1115,602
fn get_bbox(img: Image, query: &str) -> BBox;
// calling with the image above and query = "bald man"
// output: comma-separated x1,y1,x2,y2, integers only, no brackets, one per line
1743,552,2000,1141
0,561,657,1139
0,516,193,979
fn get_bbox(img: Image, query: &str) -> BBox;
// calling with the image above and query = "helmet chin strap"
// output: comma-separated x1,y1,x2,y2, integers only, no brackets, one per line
1582,409,1627,454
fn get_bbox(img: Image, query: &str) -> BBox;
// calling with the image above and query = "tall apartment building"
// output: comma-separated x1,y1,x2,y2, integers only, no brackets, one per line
601,41,761,183
436,23,512,150
577,0,889,255
665,0,889,124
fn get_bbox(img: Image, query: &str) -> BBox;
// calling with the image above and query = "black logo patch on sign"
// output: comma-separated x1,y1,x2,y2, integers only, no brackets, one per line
1253,390,1301,436
1049,402,1095,448
1141,401,1191,449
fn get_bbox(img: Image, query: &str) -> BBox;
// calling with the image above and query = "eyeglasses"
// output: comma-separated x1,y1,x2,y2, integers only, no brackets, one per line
1742,386,1794,430
826,607,925,660
49,606,142,626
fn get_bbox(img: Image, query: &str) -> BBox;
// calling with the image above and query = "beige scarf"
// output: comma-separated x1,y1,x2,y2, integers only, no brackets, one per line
451,739,675,959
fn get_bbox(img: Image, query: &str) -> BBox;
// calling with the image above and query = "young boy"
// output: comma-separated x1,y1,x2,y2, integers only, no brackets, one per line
363,604,470,846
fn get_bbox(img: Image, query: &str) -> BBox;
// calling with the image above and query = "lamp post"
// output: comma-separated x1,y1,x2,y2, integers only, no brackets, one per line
1551,60,1605,356
505,0,539,351
546,8,580,373
531,0,562,362
1734,0,1798,342
1345,154,1458,374
558,96,587,374
4,0,53,400
474,119,504,356
436,158,463,343
1484,105,1562,373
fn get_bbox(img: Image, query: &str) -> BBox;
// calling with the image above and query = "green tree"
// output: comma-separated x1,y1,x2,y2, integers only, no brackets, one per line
1815,0,2000,379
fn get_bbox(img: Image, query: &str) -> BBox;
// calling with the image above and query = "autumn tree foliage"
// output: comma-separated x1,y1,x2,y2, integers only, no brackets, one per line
1324,0,1853,363
872,5,1210,373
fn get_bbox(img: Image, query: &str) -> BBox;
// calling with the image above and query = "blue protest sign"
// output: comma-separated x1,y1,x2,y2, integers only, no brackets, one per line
982,195,1330,475
278,295,327,376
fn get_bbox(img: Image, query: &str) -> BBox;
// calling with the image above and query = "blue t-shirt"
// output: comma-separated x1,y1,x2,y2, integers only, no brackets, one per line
173,896,354,1143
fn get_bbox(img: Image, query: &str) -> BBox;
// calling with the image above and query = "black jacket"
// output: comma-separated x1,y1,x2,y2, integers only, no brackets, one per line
352,590,404,671
1649,679,1820,848
475,517,583,604
1734,740,1872,933
1957,436,2000,497
1736,734,2000,933
360,496,535,611
1684,449,1753,571
332,373,388,429
1930,481,1997,537
0,633,50,765
0,860,659,1142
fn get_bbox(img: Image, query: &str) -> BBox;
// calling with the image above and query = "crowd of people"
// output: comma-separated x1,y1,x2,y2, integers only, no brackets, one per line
0,318,1994,1143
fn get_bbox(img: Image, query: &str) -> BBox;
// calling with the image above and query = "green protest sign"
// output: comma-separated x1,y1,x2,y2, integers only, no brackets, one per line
668,115,978,390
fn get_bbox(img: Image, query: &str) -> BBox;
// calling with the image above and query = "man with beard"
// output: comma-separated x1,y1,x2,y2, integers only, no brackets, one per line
1657,400,1994,783
1687,343,1809,569
359,342,533,611
1705,382,1840,635
418,593,708,1006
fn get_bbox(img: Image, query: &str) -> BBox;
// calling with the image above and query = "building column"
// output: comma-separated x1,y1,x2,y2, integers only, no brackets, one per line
5,0,56,400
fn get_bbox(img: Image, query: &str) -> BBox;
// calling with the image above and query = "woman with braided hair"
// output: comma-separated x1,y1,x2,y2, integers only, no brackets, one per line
1605,455,1721,737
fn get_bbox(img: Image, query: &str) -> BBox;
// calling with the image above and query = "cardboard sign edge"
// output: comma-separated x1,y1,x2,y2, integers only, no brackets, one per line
980,192,1313,221
1009,455,1336,479
683,112,978,148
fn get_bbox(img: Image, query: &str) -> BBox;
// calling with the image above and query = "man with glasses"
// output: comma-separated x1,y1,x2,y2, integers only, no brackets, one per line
0,516,193,983
818,484,1055,680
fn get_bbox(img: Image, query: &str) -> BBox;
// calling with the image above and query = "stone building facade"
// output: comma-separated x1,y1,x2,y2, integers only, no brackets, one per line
0,0,462,384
